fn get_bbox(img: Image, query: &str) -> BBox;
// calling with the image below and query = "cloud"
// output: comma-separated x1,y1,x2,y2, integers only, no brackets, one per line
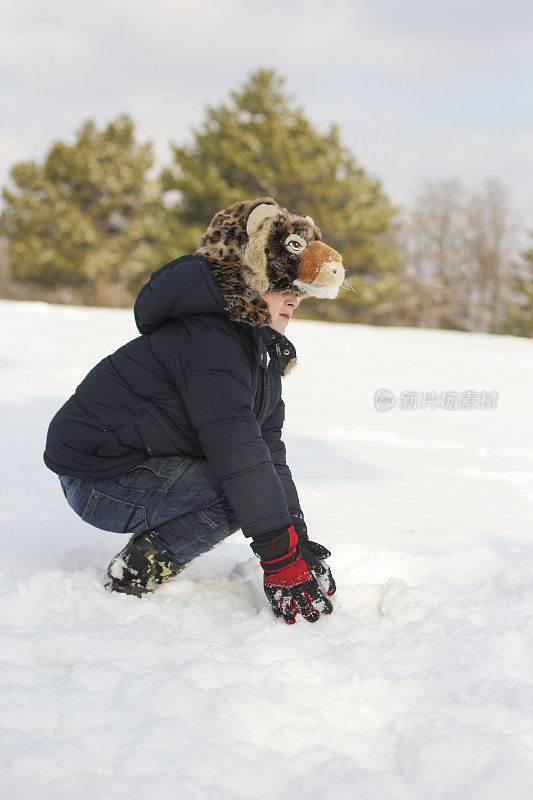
357,0,533,43
0,0,532,212
311,100,533,205
3,0,532,87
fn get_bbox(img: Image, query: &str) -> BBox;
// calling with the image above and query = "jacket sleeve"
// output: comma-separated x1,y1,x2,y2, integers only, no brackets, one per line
168,325,293,540
260,397,306,528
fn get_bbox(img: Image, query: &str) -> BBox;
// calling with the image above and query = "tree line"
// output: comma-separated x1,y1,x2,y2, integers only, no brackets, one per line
1,69,531,337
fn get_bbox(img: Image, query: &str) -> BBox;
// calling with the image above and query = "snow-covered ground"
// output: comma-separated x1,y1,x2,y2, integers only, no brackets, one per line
1,298,532,800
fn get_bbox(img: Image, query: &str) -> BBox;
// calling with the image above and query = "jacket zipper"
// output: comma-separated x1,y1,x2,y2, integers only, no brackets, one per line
257,369,268,419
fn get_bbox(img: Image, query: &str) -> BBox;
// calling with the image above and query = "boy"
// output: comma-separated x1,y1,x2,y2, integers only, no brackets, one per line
44,200,340,624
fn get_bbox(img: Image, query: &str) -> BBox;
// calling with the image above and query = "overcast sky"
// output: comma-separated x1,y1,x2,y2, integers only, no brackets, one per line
2,0,532,220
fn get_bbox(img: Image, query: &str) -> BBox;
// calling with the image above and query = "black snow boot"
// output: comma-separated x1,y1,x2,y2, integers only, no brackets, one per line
104,531,185,597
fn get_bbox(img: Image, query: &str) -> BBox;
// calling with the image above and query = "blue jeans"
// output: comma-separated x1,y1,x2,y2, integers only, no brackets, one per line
58,454,241,564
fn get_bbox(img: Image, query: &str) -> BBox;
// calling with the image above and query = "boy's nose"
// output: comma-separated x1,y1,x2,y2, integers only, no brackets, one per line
285,294,300,309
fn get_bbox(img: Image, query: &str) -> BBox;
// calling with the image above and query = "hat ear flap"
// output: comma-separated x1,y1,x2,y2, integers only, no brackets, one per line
246,203,279,236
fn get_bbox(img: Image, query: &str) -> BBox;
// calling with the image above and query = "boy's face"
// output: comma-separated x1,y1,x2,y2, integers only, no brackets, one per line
261,290,301,334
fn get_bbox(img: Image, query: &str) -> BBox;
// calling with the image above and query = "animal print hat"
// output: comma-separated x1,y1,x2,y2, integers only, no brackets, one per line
196,197,344,327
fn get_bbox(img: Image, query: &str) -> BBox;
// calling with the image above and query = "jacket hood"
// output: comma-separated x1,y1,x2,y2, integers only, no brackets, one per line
134,255,298,376
134,255,226,335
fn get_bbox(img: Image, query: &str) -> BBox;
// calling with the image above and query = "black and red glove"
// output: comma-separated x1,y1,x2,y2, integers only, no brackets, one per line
293,523,336,598
251,524,335,624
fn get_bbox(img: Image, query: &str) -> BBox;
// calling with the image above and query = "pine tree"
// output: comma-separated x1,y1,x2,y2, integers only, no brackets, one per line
1,114,159,305
503,234,533,337
161,69,399,323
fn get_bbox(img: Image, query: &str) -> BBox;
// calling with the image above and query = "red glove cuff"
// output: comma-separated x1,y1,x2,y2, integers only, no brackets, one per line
263,557,311,588
253,525,312,587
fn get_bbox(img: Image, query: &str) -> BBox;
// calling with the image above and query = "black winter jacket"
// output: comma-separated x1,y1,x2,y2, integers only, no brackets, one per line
44,255,305,539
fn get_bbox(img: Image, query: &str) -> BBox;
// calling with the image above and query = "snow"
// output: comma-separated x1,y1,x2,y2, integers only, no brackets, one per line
1,298,532,799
